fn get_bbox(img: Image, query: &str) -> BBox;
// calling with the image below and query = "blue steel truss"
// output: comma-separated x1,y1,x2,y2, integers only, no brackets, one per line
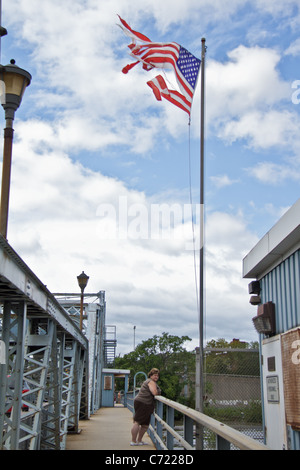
0,236,106,450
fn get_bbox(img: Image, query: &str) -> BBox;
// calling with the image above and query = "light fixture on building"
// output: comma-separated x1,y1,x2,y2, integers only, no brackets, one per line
248,280,261,305
249,295,261,305
252,301,276,335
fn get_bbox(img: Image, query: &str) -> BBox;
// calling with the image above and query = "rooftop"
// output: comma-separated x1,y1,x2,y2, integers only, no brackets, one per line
243,198,300,279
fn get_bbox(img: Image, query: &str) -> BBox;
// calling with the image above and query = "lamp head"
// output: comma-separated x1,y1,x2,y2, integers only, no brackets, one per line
0,60,32,120
77,271,89,292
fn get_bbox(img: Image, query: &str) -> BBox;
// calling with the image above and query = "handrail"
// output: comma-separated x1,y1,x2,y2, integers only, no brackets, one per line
153,395,269,451
153,412,194,450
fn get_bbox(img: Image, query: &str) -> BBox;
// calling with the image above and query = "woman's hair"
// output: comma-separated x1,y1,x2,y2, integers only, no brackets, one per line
148,368,160,378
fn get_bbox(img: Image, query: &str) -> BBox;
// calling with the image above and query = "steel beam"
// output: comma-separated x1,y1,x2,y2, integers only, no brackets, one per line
0,235,87,349
0,235,106,450
0,236,90,449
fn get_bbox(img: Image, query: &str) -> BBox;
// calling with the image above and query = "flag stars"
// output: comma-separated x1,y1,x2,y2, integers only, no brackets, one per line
177,47,201,89
119,17,201,114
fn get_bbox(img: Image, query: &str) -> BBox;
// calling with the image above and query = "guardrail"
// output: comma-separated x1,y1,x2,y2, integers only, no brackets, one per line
145,396,269,451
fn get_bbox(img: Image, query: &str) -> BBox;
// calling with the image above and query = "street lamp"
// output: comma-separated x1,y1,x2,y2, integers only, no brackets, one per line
77,271,89,331
0,59,31,238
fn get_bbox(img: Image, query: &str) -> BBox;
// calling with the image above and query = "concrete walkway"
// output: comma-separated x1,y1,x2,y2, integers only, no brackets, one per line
66,405,156,451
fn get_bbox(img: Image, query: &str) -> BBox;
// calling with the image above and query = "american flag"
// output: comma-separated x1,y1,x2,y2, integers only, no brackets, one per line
118,16,201,116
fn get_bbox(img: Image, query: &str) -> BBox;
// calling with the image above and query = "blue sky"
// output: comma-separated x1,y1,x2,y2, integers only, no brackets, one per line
1,0,300,354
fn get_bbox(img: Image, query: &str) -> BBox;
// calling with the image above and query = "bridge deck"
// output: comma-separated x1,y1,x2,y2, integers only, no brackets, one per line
66,405,156,451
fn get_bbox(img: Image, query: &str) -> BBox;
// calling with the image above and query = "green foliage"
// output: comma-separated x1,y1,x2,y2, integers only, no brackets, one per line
114,334,260,411
114,332,194,400
205,338,260,376
204,400,262,424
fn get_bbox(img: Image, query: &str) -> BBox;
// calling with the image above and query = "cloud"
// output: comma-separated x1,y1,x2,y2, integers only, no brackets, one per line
208,46,289,114
285,38,300,56
247,160,300,185
5,118,260,354
210,174,240,188
5,2,297,156
206,45,290,124
221,109,300,149
3,0,299,356
199,44,300,156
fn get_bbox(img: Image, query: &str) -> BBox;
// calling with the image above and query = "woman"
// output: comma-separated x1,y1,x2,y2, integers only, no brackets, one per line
130,368,161,446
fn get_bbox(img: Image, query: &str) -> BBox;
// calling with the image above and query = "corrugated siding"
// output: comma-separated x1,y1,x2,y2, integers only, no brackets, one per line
260,248,300,450
260,249,300,333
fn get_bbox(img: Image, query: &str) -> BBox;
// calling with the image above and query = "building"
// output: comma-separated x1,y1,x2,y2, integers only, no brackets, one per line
243,198,300,450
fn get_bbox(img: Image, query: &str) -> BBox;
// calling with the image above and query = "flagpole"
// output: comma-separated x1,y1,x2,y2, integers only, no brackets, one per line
196,36,206,450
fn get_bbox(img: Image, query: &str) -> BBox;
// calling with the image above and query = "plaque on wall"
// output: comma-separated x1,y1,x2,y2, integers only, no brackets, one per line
266,375,279,403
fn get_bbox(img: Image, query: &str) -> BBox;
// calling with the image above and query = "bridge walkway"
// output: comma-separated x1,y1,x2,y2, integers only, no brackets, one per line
66,405,156,451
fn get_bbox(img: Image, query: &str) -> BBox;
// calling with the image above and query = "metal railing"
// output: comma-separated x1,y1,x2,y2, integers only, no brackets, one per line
147,396,269,450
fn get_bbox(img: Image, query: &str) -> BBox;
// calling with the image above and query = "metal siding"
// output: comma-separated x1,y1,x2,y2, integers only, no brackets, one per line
261,249,300,333
294,250,300,326
260,249,300,449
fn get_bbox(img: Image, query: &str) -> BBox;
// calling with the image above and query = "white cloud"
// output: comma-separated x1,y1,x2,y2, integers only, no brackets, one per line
4,119,260,353
285,38,300,57
177,42,300,157
206,45,290,122
210,174,239,188
2,0,299,355
247,160,300,185
4,2,297,155
221,109,300,149
253,0,299,19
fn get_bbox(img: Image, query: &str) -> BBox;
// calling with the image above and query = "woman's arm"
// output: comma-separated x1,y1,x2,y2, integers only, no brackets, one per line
148,380,160,396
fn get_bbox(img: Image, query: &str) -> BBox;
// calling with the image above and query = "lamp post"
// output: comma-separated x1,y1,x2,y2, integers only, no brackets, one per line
77,271,89,331
0,59,31,238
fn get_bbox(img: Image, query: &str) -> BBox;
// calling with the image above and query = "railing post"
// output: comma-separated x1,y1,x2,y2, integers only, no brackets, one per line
166,405,174,450
156,400,163,450
149,413,155,444
216,434,231,450
184,415,194,447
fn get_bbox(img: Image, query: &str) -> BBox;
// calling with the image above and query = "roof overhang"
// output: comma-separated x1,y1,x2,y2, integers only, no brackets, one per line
102,369,131,376
243,198,300,279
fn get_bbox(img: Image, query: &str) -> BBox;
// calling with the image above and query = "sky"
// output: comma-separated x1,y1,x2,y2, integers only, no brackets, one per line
1,0,300,355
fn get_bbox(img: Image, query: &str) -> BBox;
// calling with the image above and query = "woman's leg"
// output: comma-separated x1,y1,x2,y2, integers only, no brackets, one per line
131,421,140,443
137,424,148,443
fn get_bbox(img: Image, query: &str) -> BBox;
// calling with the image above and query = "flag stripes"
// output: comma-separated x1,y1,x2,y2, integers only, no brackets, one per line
118,16,201,115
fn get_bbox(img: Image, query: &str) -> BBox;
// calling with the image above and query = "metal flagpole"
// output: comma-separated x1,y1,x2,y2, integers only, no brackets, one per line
196,37,206,450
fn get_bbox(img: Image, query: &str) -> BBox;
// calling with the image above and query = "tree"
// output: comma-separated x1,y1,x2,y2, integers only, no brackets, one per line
205,338,260,376
114,332,194,401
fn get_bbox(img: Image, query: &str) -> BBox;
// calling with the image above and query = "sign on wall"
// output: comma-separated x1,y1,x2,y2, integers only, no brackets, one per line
104,376,112,390
266,376,280,403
